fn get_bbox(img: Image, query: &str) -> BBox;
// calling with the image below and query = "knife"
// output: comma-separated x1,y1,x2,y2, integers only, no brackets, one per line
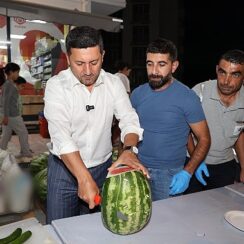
94,194,102,205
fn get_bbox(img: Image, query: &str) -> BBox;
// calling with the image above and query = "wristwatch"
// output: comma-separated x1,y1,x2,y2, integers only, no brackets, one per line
123,145,138,155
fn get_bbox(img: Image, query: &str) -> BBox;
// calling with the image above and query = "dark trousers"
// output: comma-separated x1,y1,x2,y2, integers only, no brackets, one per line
185,159,239,194
47,154,112,224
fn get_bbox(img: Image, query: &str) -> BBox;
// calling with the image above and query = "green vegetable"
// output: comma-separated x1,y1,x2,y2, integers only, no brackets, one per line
101,169,152,235
0,228,22,244
9,230,32,244
33,168,47,202
30,153,48,176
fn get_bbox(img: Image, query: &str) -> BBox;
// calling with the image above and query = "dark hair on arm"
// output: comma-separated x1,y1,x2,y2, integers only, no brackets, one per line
4,62,20,75
146,38,178,62
65,26,104,55
219,49,244,65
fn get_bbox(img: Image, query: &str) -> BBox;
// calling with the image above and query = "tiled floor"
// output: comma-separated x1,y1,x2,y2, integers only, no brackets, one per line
7,133,50,157
0,133,50,226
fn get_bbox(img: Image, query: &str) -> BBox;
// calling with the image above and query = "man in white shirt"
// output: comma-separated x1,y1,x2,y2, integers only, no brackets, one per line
44,26,147,223
115,61,132,94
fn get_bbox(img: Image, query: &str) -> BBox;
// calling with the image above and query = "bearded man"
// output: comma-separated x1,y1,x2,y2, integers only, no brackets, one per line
130,38,211,200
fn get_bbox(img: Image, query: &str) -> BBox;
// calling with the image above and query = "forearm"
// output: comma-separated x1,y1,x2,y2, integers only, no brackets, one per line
234,132,244,181
123,133,139,147
60,151,92,184
185,136,210,175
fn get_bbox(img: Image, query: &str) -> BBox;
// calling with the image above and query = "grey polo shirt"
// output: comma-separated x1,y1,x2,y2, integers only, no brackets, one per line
192,80,244,165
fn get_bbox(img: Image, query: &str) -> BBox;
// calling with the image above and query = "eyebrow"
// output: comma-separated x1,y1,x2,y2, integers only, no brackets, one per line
218,67,242,75
146,60,167,65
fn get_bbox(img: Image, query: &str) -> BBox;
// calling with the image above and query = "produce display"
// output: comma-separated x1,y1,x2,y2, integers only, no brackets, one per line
0,228,32,244
33,168,47,202
101,166,152,235
30,153,48,176
30,153,48,202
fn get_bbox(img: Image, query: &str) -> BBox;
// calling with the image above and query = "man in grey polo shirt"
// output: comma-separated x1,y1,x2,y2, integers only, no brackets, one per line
186,49,244,192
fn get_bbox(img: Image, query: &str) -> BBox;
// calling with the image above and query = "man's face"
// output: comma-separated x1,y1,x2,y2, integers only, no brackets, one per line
146,53,178,90
11,70,19,82
216,59,244,96
67,46,104,88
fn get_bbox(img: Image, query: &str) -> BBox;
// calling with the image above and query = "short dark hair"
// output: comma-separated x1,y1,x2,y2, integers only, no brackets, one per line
4,62,20,75
146,38,178,62
65,26,104,55
219,49,244,65
114,60,132,72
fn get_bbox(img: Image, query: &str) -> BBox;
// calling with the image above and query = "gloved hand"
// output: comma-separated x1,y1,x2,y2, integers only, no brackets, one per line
169,170,192,195
195,161,209,186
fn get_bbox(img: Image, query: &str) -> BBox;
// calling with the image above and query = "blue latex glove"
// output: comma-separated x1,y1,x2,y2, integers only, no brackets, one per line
195,161,209,186
169,170,192,195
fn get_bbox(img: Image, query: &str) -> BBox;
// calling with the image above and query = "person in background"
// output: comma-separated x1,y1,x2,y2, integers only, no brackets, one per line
44,26,148,224
0,68,6,123
112,61,132,148
14,76,26,115
186,49,244,193
115,60,132,95
130,38,211,201
0,63,32,161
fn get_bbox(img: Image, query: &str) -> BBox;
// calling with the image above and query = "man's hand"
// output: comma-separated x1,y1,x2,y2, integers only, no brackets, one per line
169,170,192,195
195,161,209,185
108,150,149,178
77,171,100,209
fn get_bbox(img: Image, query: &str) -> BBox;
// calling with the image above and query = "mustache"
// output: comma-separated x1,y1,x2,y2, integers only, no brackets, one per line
148,74,163,79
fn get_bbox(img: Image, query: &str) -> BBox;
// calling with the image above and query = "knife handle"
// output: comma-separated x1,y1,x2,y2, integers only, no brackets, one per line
94,194,102,205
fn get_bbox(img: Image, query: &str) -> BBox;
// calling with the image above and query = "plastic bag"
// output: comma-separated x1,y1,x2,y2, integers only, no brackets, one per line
0,150,33,214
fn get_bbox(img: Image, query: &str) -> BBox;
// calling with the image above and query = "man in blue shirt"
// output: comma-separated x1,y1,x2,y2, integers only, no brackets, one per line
131,38,211,200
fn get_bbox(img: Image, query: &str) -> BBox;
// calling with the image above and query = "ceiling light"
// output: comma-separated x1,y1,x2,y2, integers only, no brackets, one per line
26,20,47,24
112,18,123,23
0,40,11,44
10,34,26,39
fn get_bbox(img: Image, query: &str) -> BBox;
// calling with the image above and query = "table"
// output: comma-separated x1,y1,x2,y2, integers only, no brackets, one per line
51,184,244,244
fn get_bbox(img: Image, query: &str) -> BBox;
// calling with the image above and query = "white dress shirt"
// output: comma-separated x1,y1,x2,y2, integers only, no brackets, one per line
44,68,143,168
115,73,131,93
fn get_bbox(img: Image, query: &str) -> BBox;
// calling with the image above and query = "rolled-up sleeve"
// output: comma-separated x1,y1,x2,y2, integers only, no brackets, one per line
113,79,143,142
44,79,79,156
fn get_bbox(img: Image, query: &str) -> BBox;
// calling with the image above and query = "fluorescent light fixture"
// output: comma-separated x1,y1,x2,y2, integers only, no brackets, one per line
0,45,8,49
10,34,26,39
0,40,11,44
26,20,47,24
60,39,65,43
112,18,123,23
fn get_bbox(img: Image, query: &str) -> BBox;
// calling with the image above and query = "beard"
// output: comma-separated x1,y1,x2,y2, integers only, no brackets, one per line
148,73,172,90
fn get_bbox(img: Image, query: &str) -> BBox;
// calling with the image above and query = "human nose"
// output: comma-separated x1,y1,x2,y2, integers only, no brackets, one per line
223,74,231,84
152,65,159,75
84,63,91,75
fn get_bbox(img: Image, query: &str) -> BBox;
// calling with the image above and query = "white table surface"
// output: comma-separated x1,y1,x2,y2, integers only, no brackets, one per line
225,183,244,197
51,184,244,244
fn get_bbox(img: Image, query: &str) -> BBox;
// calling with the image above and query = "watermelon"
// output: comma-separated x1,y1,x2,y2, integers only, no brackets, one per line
101,167,152,235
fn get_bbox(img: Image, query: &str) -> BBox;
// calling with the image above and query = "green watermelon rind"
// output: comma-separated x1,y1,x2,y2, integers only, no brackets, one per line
101,170,152,235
